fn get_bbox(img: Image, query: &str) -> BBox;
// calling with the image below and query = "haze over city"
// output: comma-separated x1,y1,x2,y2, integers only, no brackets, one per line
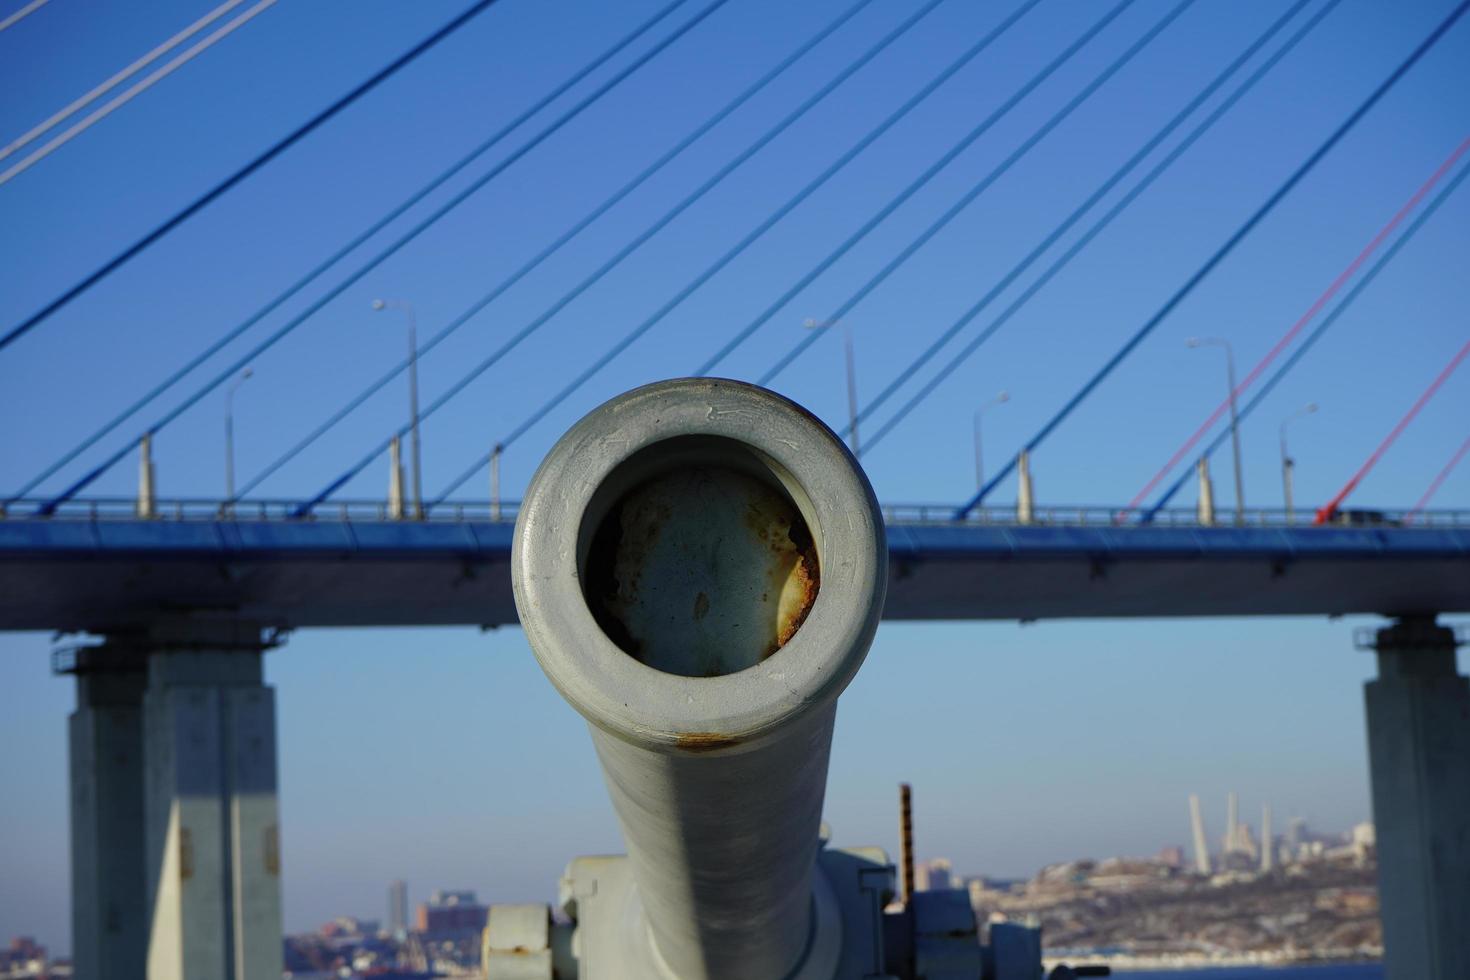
2,616,1418,947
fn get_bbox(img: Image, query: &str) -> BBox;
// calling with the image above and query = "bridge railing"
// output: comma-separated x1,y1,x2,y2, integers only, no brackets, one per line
2,498,1467,528
879,503,1470,528
0,497,526,523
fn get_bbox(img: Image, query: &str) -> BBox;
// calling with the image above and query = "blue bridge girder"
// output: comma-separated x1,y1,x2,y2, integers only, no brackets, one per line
3,499,1467,632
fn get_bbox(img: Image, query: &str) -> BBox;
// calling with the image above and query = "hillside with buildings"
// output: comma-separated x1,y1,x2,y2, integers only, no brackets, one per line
919,794,1381,971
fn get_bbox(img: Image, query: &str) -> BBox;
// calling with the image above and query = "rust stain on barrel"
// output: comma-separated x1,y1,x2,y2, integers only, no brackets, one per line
770,511,829,655
675,731,743,753
744,492,820,658
775,543,819,651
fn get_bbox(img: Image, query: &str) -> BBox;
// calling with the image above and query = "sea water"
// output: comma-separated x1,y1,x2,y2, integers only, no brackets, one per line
1111,965,1382,979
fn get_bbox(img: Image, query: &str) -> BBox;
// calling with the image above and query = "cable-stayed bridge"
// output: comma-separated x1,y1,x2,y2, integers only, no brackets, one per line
2,498,1468,630
2,0,1468,977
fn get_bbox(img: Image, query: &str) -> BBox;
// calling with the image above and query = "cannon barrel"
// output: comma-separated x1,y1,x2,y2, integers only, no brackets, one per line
512,378,887,980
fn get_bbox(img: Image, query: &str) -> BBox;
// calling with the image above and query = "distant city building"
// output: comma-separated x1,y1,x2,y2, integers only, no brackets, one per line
319,915,378,938
1,937,48,974
417,889,489,936
1157,846,1185,869
1218,830,1259,873
6,937,46,959
1287,817,1308,855
1238,824,1259,861
430,888,478,906
389,879,409,936
1351,821,1376,866
1219,791,1261,863
915,858,953,891
956,875,1021,914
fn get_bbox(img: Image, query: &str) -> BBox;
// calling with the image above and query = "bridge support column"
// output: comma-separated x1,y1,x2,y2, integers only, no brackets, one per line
140,620,284,980
69,648,148,980
1362,615,1469,980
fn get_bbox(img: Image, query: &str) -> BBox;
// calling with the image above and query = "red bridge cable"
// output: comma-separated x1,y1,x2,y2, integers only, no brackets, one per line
1408,434,1470,519
1121,134,1470,518
1314,337,1470,525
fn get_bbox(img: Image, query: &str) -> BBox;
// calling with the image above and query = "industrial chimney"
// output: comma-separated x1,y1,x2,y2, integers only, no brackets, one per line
1189,795,1211,875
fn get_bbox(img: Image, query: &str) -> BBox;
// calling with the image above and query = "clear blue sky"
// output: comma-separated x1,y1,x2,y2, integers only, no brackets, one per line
0,0,1466,951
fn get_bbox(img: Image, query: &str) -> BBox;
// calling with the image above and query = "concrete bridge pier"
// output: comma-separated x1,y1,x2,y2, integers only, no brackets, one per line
69,646,148,979
1362,615,1469,980
68,620,284,980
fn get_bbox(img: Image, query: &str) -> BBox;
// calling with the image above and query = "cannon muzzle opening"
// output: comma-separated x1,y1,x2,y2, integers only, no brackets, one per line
582,437,822,679
512,379,886,980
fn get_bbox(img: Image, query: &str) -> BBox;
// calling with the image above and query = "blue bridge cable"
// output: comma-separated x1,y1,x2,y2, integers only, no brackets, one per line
33,0,734,515
425,0,1079,505
232,0,881,501
953,0,1470,520
307,0,1037,514
0,0,509,354
12,0,691,505
693,0,1152,382
427,0,1147,507
859,0,1339,455
740,0,1199,387
1140,156,1470,522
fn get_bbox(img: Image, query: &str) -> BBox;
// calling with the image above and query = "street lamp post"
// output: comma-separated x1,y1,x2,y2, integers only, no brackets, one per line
373,299,423,519
1188,337,1245,523
803,318,859,455
1280,403,1318,523
490,442,503,522
973,391,1009,492
224,367,253,507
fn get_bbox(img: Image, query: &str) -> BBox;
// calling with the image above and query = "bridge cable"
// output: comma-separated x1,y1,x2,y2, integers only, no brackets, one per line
1314,338,1470,525
231,0,884,501
1138,156,1470,521
1,0,252,164
428,0,1154,504
30,0,729,514
0,0,510,353
854,0,1338,453
840,0,1333,454
953,0,1470,520
307,0,1045,513
0,0,278,187
1408,434,1470,519
708,0,1192,384
1122,133,1470,518
12,0,687,504
425,0,1157,507
0,0,51,33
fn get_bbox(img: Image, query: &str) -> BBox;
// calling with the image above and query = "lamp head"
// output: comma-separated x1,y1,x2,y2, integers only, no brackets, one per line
371,299,387,311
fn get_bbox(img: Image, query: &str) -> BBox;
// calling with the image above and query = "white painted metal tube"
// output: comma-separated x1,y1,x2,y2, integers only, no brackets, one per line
513,378,887,980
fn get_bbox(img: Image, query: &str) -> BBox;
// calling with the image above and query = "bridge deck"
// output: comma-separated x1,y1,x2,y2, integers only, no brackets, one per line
3,510,1466,630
